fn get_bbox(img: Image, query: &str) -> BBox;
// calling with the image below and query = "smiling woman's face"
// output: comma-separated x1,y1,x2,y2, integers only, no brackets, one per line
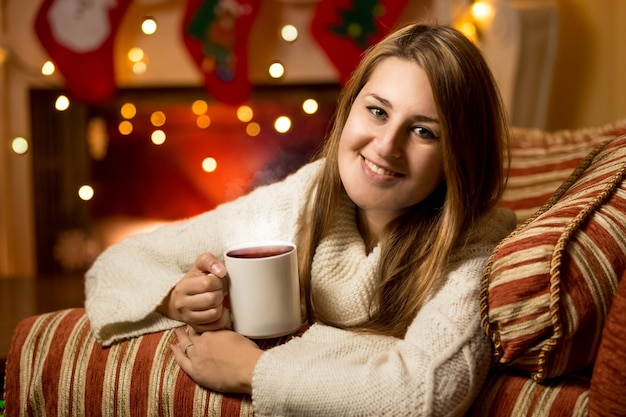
338,57,445,229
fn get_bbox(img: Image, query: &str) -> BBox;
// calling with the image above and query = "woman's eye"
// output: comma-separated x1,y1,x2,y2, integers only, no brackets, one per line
367,106,387,119
414,126,438,140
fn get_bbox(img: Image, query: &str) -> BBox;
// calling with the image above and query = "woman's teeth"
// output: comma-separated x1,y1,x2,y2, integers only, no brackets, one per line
365,158,397,176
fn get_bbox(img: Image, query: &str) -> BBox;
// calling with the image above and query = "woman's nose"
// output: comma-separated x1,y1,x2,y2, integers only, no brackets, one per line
374,127,404,159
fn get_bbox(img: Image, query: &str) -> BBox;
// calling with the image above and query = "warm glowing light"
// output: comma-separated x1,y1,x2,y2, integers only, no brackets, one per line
41,61,55,76
55,95,70,111
151,111,166,127
121,103,137,119
202,157,217,172
269,62,285,79
302,99,318,114
142,17,157,35
99,219,170,247
456,21,477,41
197,115,211,129
192,99,208,115
78,185,94,201
236,105,253,122
119,121,133,135
133,61,147,75
128,47,144,62
246,122,261,137
274,116,291,133
472,1,494,22
11,137,29,154
151,130,166,145
281,24,298,42
87,117,108,160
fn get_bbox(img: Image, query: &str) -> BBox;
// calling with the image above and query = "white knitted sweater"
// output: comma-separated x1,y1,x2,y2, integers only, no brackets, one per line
85,159,516,416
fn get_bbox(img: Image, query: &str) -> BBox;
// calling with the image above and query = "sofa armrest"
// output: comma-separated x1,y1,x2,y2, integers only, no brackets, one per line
468,369,589,417
3,308,255,416
589,272,626,416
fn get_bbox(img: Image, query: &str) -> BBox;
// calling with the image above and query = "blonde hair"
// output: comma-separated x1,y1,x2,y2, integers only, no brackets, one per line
296,23,509,337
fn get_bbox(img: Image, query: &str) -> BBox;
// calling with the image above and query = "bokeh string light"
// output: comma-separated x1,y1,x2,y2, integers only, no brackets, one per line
119,121,133,135
280,24,298,42
78,185,95,201
237,105,254,123
141,17,157,35
302,98,318,115
246,122,261,137
274,116,291,133
128,47,148,75
268,62,285,79
151,129,166,145
202,157,217,173
41,60,55,76
11,137,29,155
55,95,70,111
454,0,495,42
121,103,137,119
150,111,166,127
119,103,136,135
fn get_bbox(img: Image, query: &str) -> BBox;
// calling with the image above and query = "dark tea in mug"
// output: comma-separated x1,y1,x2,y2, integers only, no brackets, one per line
226,245,293,259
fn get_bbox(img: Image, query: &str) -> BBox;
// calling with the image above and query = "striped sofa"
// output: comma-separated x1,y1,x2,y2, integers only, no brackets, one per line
3,120,626,416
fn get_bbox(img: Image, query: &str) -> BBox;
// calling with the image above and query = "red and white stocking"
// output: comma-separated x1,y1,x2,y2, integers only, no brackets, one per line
34,0,132,104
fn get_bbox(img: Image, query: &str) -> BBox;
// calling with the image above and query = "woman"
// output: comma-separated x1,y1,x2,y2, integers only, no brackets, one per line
85,23,516,416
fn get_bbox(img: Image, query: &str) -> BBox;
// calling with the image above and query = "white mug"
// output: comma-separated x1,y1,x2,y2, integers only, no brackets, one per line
223,240,301,338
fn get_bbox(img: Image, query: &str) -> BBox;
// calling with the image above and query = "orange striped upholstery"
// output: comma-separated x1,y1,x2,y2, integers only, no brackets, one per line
502,120,626,224
3,308,298,417
589,270,626,417
4,308,596,417
482,134,626,382
468,370,590,417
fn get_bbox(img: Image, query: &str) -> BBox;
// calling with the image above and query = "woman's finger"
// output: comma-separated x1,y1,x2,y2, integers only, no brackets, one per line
175,326,191,344
187,325,201,338
172,326,197,371
182,290,224,312
195,253,226,277
179,273,225,296
171,342,192,374
190,308,232,333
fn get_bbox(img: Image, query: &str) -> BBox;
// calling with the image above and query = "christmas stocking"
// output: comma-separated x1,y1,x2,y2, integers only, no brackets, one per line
183,0,261,105
34,0,132,104
311,0,409,84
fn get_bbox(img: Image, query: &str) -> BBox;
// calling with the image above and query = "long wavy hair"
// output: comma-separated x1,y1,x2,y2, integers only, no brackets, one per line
295,23,509,338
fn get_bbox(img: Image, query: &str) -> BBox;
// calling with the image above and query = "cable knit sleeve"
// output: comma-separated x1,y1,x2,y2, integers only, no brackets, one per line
85,161,322,346
251,208,516,417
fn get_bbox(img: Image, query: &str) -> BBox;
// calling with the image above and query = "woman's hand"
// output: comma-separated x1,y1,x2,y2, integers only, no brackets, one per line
157,253,232,333
171,326,263,394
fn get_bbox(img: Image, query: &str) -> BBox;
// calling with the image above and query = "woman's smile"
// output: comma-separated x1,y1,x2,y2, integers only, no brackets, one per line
361,155,403,178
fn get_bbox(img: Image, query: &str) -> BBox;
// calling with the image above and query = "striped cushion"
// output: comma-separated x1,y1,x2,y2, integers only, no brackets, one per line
468,370,589,417
481,133,626,382
3,308,296,416
502,119,626,224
